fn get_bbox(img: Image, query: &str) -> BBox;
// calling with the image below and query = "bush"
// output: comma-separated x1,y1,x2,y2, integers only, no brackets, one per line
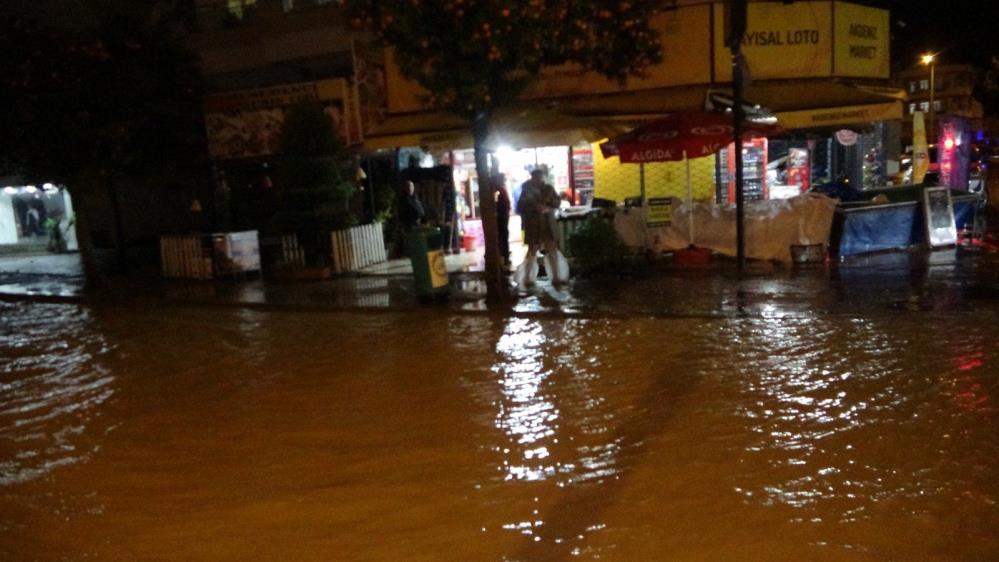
272,102,356,266
567,215,631,274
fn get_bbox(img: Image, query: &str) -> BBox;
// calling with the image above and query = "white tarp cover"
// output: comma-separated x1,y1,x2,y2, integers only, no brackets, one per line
614,192,838,262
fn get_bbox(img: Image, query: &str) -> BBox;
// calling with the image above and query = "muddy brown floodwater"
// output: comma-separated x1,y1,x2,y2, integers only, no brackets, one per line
1,301,997,561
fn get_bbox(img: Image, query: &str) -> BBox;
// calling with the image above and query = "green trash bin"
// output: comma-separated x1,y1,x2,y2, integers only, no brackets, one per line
406,227,450,301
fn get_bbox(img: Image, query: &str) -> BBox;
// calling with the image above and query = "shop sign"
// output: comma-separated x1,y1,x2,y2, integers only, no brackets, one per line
775,101,901,130
713,1,833,81
833,1,890,78
712,1,889,81
203,78,362,160
646,197,673,227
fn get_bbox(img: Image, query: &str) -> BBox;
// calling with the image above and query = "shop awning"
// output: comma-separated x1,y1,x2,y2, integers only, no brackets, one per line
362,108,637,152
774,101,903,130
361,79,907,150
743,80,905,113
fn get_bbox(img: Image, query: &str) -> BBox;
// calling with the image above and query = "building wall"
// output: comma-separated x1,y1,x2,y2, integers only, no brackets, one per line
188,0,359,91
895,64,985,140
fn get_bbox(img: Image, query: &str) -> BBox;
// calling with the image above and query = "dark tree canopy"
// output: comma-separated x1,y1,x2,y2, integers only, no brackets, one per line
0,1,205,190
341,0,664,115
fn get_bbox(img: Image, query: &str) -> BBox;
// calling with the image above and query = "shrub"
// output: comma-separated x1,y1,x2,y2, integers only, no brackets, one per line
272,102,356,266
567,215,631,274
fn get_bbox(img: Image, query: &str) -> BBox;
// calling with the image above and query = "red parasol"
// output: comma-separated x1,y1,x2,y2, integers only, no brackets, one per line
599,111,781,163
600,111,781,247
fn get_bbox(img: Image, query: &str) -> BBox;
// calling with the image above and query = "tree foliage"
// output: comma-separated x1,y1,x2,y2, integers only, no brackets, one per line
341,0,663,116
273,102,357,266
340,0,664,299
0,1,205,190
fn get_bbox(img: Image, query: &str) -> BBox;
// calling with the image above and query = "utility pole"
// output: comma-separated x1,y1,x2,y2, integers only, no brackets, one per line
728,0,748,273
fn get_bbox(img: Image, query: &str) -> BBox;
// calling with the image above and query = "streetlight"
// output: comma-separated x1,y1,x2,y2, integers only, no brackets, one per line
920,53,936,142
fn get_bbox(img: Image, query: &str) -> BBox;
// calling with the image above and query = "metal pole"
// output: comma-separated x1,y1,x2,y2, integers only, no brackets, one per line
728,0,748,273
684,151,694,246
639,162,646,201
733,53,746,272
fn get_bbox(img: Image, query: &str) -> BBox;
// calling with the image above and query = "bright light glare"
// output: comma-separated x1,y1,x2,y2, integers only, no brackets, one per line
921,53,935,65
2,187,16,194
24,185,37,193
495,145,514,162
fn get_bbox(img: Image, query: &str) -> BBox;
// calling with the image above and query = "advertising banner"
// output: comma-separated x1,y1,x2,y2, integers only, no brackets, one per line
204,78,362,160
775,101,901,130
832,1,890,78
912,111,928,184
713,1,833,81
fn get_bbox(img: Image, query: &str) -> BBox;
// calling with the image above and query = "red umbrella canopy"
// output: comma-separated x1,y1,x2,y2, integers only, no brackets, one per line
599,111,781,163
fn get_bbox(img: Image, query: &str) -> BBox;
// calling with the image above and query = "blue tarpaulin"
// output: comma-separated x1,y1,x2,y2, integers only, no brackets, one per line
836,203,919,257
832,187,980,257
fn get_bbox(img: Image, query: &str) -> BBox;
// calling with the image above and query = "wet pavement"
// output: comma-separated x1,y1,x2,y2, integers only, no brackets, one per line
1,245,998,319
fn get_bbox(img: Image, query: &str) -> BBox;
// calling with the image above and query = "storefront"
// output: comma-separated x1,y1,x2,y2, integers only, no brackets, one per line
359,1,903,256
0,184,77,250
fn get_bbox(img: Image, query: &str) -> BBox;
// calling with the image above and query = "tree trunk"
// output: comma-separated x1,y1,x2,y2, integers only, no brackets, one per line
71,198,103,290
471,111,508,302
106,175,128,274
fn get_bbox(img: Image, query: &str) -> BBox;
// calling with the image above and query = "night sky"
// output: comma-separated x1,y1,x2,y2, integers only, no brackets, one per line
868,0,999,71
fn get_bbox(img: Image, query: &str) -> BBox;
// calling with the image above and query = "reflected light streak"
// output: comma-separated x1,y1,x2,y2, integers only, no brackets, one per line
493,318,561,482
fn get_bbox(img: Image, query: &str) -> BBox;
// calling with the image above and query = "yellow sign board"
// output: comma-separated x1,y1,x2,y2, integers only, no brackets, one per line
712,1,888,81
775,101,902,129
713,1,833,81
912,111,929,184
646,197,673,226
833,2,890,78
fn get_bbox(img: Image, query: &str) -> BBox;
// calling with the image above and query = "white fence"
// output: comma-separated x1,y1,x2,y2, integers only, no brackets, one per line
161,235,213,279
161,231,260,280
330,222,386,273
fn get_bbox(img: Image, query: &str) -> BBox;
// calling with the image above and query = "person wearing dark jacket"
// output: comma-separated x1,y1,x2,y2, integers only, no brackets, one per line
400,180,425,231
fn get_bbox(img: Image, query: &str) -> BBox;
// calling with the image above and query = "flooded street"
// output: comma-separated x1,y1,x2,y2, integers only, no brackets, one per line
1,300,998,560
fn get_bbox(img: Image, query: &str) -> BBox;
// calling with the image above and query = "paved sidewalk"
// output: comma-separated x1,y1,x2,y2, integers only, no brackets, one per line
1,245,998,319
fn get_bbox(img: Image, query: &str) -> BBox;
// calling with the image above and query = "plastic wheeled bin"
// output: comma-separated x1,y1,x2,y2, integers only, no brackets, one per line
406,227,450,302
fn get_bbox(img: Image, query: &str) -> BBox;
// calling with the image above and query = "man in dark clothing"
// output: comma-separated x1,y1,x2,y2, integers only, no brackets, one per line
400,180,425,231
493,176,511,268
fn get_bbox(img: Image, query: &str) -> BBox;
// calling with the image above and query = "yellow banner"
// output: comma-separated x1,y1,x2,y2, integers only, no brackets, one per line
775,101,901,129
833,2,889,78
713,1,833,81
912,111,928,184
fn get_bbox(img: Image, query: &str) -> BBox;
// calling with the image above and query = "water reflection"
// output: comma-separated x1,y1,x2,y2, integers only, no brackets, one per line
493,318,562,482
0,303,114,486
1,301,997,559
